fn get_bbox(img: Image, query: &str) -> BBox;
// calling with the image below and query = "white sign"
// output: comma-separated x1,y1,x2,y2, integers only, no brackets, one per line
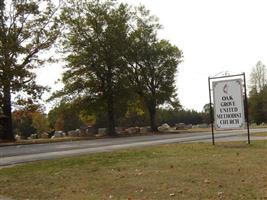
213,79,245,130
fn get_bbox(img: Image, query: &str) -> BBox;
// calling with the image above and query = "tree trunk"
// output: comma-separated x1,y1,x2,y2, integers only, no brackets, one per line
148,105,158,132
106,67,116,136
148,82,158,132
1,8,14,141
107,96,116,136
1,82,15,141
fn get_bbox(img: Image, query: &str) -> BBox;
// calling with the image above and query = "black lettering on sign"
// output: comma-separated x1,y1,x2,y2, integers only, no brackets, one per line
222,96,233,101
229,119,239,124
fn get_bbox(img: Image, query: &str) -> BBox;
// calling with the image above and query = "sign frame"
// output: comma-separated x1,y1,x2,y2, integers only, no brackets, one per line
208,73,250,145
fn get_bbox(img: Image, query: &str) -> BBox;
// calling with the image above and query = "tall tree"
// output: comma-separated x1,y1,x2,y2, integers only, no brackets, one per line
248,61,267,124
57,0,130,135
0,0,60,141
127,7,183,131
248,86,267,124
249,61,267,92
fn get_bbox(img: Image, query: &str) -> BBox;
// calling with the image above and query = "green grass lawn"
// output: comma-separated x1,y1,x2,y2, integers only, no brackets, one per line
0,141,267,200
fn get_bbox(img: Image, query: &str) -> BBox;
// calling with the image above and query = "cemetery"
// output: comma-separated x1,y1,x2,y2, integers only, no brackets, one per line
4,123,211,145
1,0,267,199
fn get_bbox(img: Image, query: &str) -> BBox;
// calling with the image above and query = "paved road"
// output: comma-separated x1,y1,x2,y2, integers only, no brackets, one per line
0,128,267,166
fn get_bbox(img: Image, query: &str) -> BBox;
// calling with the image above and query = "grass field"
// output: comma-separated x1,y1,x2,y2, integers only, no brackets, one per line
252,132,267,137
0,141,267,199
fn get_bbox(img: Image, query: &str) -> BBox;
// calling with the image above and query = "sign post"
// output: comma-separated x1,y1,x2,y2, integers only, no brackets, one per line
208,73,250,145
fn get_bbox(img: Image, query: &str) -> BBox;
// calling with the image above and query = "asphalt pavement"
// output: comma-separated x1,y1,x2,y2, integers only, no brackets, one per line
0,128,267,167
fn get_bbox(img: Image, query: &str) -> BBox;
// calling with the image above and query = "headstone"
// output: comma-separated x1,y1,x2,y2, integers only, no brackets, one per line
186,124,193,129
85,126,96,136
192,125,198,129
260,122,266,127
54,131,65,138
41,132,49,139
197,124,208,128
15,134,21,140
77,129,85,137
135,127,140,134
125,127,140,135
97,128,107,136
115,127,125,135
158,123,170,132
30,134,38,139
175,123,186,130
68,130,76,137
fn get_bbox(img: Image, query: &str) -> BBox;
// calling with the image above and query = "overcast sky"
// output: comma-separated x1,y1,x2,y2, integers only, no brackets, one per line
37,0,267,111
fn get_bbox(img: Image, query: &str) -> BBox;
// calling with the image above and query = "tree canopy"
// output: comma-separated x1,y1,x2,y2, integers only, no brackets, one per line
52,0,182,134
54,0,132,135
126,7,182,130
1,0,184,140
12,99,49,139
0,0,60,140
248,61,267,124
249,61,267,92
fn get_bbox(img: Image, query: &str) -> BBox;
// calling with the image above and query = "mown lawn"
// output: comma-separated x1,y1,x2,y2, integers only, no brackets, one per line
0,141,267,200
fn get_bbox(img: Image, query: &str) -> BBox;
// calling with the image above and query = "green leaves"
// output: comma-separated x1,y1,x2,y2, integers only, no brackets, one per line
53,0,183,133
57,0,133,134
0,0,61,94
0,0,61,140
